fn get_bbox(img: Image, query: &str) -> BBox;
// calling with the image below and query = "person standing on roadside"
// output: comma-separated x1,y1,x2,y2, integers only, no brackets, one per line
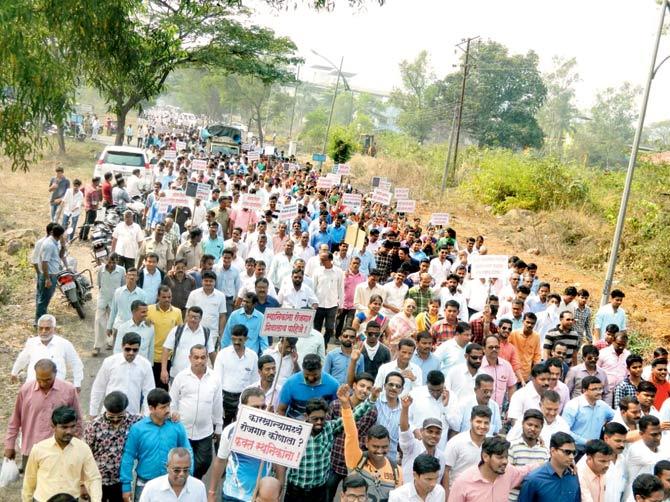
94,253,126,356
80,176,101,241
48,165,70,222
61,178,84,242
35,223,66,322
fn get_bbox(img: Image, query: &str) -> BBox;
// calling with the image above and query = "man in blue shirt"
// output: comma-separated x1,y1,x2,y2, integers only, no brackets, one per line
327,215,347,252
411,331,441,383
562,376,614,450
324,327,364,384
120,388,192,500
221,292,268,354
214,248,240,315
36,224,65,323
277,353,340,420
518,431,581,502
310,219,331,251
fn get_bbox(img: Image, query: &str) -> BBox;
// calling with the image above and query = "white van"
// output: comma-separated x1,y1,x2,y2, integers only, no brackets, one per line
93,146,153,189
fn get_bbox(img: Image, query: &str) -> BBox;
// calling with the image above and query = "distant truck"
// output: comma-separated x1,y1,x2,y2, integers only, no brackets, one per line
204,124,243,156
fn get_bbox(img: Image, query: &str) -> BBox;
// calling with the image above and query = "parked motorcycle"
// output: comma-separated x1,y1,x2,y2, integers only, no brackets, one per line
90,222,113,265
56,268,93,319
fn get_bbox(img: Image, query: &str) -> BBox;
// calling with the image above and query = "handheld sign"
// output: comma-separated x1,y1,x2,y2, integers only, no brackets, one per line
230,405,312,469
261,308,316,338
371,176,387,188
344,223,367,250
378,180,392,191
316,177,334,189
247,152,260,162
191,159,208,170
470,255,509,279
396,199,416,213
336,164,351,175
240,194,264,211
342,193,362,210
279,203,299,222
164,150,177,160
394,188,410,200
430,213,450,226
371,189,392,206
176,140,187,151
325,173,341,185
158,190,190,213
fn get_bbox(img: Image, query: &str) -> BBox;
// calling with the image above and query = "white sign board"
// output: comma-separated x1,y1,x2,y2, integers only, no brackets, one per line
371,189,393,206
316,177,334,189
191,159,208,170
394,188,410,200
176,140,187,151
240,194,264,211
247,152,260,162
379,180,392,191
342,193,362,209
288,163,299,171
279,203,299,222
164,150,177,160
396,199,416,213
230,405,312,469
195,183,211,200
158,190,190,213
336,164,351,175
470,255,509,279
430,213,450,226
260,308,316,338
325,173,341,185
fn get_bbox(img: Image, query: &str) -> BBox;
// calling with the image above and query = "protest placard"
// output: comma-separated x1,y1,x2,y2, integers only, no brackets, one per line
191,159,208,170
230,405,312,469
344,223,367,250
379,180,392,191
247,151,260,161
371,189,392,206
371,176,387,188
260,308,316,338
325,173,341,185
316,177,334,189
164,150,177,160
176,140,187,151
240,193,264,211
394,188,410,200
288,163,299,171
158,190,190,213
279,203,298,222
336,164,351,175
396,199,416,213
430,213,450,226
470,255,509,279
342,193,362,210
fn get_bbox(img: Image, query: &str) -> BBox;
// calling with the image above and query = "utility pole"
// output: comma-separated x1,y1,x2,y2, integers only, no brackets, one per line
600,0,669,306
440,105,459,192
323,56,344,157
288,66,300,140
449,36,479,184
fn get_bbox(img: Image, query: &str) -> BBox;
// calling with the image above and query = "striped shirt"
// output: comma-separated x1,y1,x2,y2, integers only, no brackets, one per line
543,326,580,361
508,438,549,501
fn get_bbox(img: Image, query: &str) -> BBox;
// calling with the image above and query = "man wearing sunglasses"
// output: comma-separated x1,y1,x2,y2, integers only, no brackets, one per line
517,431,581,502
89,332,155,417
139,447,206,501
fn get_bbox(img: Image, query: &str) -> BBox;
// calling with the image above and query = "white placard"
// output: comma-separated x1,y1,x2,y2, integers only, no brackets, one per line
191,159,208,170
230,405,312,469
336,164,351,175
371,189,392,206
176,140,187,151
195,183,211,200
240,194,264,211
325,173,341,185
470,255,509,279
279,203,299,222
396,199,416,213
164,150,177,160
288,163,299,171
342,193,362,209
247,152,260,162
158,190,190,213
395,188,410,200
261,308,316,338
430,213,450,226
316,177,334,189
379,180,392,191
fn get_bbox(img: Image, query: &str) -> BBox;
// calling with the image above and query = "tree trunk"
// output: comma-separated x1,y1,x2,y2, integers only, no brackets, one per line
255,107,264,147
114,108,127,146
56,125,66,153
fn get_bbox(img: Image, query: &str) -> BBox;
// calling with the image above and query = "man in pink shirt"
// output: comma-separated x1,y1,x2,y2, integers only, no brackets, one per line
479,334,517,408
4,359,82,463
335,256,366,339
597,332,631,405
448,436,539,502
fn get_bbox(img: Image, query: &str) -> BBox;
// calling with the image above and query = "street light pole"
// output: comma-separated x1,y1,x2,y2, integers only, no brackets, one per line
600,0,669,306
322,56,344,159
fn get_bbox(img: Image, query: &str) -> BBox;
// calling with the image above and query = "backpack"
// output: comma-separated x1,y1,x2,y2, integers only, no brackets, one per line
353,452,400,502
170,325,210,363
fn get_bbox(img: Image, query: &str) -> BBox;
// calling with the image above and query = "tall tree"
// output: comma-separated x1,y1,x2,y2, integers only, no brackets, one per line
537,57,580,156
390,51,437,143
437,40,547,150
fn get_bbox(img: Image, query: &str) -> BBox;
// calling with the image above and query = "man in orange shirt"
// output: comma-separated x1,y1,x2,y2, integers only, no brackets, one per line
650,358,670,410
509,312,542,382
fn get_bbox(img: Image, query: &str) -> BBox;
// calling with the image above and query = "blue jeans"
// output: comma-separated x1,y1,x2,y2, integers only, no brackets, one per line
50,203,60,222
35,273,57,322
62,214,79,242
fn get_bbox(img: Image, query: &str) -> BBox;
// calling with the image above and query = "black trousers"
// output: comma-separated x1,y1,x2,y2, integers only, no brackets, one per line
79,209,97,240
223,390,241,428
335,308,356,339
190,435,213,479
286,482,328,502
152,361,169,391
119,255,135,270
102,482,123,502
326,470,346,502
314,306,337,346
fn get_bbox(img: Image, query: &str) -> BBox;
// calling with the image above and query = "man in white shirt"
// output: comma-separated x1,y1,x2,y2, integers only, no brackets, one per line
267,239,297,289
601,421,629,502
277,269,318,309
507,389,570,446
161,306,217,383
375,338,423,396
11,314,84,390
185,270,227,345
434,323,471,375
388,453,445,502
93,253,126,355
139,447,206,501
353,270,385,313
213,324,259,428
408,371,459,451
382,270,409,317
444,344,484,403
170,344,223,479
113,300,155,363
223,226,247,262
312,252,344,346
435,273,468,322
111,210,145,270
262,337,301,389
624,415,667,501
89,331,155,416
507,362,551,424
126,169,142,198
428,247,452,287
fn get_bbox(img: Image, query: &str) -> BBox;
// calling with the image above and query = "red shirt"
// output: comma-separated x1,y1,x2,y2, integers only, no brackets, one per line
652,378,670,410
101,180,113,204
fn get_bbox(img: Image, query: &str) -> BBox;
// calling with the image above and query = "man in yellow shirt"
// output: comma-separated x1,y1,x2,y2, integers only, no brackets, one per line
342,384,402,500
147,285,183,389
22,405,102,502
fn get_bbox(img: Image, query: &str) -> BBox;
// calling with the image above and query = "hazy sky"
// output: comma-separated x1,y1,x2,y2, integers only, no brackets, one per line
251,0,670,123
